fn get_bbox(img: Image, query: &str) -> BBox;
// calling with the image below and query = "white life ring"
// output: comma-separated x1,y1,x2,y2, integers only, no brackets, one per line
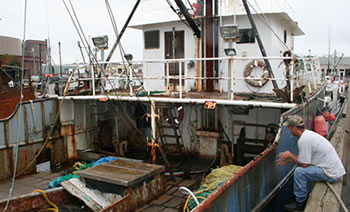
243,60,270,87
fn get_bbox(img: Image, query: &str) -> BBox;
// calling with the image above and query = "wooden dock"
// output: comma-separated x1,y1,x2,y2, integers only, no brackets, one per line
304,101,349,212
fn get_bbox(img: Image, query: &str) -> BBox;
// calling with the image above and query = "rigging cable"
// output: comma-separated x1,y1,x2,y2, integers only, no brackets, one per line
63,0,144,136
105,0,129,75
104,0,180,171
249,0,292,52
4,1,28,211
105,0,158,131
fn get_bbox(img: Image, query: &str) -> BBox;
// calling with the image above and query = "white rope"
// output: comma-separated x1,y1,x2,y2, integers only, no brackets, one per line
325,181,348,212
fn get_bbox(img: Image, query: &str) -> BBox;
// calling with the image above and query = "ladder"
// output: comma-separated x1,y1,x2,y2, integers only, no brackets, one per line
157,105,184,156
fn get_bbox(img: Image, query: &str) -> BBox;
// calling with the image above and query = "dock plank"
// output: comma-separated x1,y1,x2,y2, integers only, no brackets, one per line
304,118,346,212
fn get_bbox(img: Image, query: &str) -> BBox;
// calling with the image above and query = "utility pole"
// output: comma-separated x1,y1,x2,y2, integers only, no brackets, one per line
334,50,337,77
327,27,331,74
39,43,42,78
59,42,62,77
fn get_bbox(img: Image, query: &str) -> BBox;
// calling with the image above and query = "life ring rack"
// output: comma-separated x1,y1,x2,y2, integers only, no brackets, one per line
243,60,270,87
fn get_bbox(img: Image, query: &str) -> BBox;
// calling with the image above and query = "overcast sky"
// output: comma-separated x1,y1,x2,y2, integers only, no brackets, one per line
0,0,349,64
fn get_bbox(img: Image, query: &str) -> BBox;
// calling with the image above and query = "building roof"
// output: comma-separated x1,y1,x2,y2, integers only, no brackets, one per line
129,12,304,36
319,56,350,67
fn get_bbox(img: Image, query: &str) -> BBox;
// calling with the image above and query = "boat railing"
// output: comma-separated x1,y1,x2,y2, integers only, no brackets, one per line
66,55,323,102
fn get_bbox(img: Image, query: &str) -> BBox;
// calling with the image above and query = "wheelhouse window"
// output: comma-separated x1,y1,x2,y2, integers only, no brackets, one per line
237,28,255,44
144,30,159,49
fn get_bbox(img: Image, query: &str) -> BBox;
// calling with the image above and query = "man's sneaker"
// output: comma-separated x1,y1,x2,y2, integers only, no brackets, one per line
284,201,306,211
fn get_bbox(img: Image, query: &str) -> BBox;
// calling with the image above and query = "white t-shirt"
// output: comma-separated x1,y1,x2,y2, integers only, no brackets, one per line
297,129,346,178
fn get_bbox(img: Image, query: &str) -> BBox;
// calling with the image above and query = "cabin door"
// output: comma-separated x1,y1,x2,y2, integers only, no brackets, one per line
164,30,184,91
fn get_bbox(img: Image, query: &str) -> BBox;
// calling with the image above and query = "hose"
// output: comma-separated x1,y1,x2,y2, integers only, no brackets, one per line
181,185,217,212
32,189,59,212
179,186,199,205
325,182,348,212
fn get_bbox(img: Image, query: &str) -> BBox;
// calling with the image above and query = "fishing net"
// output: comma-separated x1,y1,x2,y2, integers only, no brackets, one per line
185,165,242,212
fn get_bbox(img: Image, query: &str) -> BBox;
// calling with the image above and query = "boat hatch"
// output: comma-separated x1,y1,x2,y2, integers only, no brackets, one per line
77,159,166,211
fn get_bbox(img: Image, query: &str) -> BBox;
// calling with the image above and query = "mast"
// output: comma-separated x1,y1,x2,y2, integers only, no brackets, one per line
205,0,214,91
173,0,201,38
104,0,141,66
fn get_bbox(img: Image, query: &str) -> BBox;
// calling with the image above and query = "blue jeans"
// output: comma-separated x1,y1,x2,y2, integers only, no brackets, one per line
294,166,339,202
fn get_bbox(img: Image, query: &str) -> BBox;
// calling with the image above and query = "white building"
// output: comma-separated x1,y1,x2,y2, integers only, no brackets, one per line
319,56,350,81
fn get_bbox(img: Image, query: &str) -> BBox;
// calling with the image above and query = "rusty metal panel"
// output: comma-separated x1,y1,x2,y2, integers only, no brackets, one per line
43,99,59,137
0,187,71,212
0,121,6,148
61,125,78,160
0,99,62,180
74,130,89,150
0,99,59,148
25,100,45,142
74,101,87,132
51,137,67,165
60,99,75,125
7,107,26,144
0,149,11,180
15,145,37,176
129,174,165,210
101,194,132,212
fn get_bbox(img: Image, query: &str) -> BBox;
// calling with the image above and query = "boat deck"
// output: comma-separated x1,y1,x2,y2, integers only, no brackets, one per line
0,157,208,212
0,169,65,200
136,174,202,212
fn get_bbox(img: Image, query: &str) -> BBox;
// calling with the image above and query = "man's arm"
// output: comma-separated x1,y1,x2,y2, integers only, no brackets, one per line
276,151,309,167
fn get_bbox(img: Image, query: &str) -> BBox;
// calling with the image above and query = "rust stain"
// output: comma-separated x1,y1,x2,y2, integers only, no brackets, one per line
16,147,35,177
4,121,9,148
40,101,46,139
0,188,71,212
100,174,165,212
101,194,132,212
196,130,219,138
71,125,77,160
7,146,13,177
23,106,29,144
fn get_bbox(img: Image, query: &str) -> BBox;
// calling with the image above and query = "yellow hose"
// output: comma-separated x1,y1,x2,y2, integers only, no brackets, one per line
32,189,59,212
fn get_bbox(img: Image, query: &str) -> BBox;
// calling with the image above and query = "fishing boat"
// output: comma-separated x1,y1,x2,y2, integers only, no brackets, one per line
0,0,347,211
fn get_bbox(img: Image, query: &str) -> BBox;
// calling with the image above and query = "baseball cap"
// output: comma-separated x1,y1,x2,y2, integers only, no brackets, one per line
283,115,304,127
